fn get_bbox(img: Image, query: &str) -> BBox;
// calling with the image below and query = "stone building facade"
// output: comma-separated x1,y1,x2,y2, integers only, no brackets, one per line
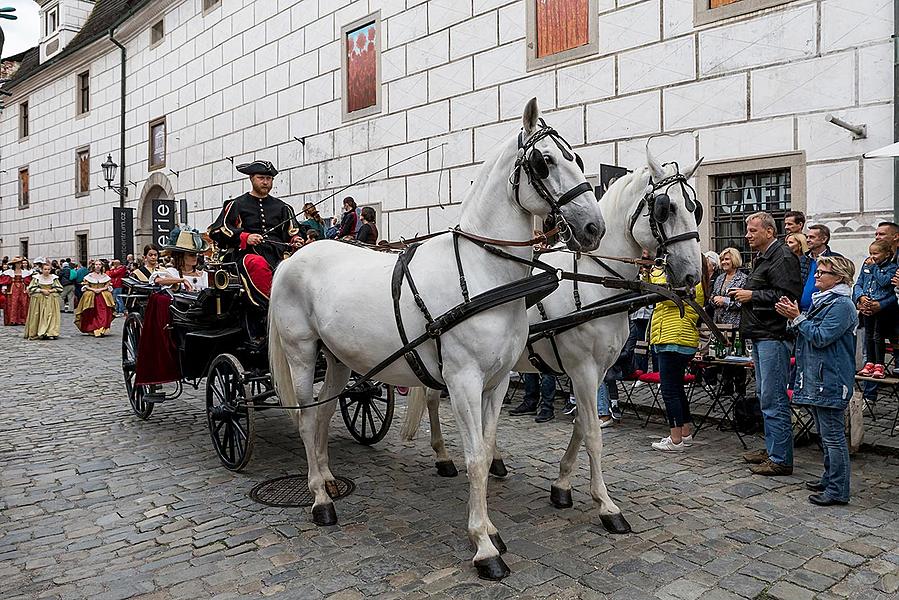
0,0,892,265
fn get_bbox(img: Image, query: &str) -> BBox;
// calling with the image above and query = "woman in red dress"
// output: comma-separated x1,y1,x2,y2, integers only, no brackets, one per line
2,256,31,325
74,260,115,336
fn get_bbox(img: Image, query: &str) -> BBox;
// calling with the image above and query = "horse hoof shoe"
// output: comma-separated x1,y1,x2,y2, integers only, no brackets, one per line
474,555,511,581
550,485,573,508
435,460,459,477
489,533,507,555
600,513,632,534
311,503,338,526
489,458,508,478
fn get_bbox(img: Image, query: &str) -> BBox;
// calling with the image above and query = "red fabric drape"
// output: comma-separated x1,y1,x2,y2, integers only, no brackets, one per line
135,292,182,385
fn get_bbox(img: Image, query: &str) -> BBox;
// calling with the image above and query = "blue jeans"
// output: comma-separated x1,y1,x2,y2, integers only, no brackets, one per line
752,339,794,466
112,287,125,313
596,383,610,417
656,351,693,427
523,373,556,413
810,405,850,502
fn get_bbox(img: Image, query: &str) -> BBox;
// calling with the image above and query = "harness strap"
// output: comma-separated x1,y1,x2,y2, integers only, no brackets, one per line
391,244,447,391
572,253,582,311
533,301,567,376
452,232,470,303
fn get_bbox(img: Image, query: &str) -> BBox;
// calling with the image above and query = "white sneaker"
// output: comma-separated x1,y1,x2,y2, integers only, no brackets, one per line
651,436,685,452
682,434,693,446
599,417,614,428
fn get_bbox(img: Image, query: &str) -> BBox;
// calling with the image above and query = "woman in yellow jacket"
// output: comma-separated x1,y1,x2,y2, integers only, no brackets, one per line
648,257,710,451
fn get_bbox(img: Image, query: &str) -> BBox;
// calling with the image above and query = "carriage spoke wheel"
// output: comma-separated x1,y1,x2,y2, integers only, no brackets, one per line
122,314,153,420
339,380,395,445
206,354,255,471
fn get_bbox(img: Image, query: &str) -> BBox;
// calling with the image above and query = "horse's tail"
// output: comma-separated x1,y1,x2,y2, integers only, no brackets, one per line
399,386,428,441
268,309,298,423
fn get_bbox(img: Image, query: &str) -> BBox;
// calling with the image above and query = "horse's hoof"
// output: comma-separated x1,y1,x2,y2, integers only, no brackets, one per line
474,555,511,581
489,458,508,478
435,460,459,477
311,503,338,526
550,485,573,508
489,533,507,554
600,513,632,534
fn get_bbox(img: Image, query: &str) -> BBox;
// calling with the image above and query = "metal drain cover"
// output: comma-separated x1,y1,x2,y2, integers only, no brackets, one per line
249,475,355,507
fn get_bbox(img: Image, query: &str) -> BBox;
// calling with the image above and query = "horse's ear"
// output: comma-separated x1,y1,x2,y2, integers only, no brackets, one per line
522,97,539,136
646,146,666,181
683,156,704,180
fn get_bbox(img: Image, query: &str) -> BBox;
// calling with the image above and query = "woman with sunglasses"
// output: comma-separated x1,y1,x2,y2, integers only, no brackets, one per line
775,255,857,506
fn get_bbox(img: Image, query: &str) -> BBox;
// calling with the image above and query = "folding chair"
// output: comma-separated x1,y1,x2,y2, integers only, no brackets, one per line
693,353,750,449
788,389,818,446
638,369,696,428
614,341,650,419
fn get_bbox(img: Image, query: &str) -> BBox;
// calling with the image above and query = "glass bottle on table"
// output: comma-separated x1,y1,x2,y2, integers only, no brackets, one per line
733,331,744,356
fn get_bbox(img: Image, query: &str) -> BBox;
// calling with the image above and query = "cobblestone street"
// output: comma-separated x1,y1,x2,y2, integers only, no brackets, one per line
3,319,899,600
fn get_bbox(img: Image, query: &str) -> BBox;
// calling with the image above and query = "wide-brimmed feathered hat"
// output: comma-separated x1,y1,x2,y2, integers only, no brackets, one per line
236,160,278,177
162,226,211,255
7,256,23,265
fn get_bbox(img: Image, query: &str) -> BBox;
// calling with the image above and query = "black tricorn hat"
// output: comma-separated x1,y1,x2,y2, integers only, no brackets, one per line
236,160,278,177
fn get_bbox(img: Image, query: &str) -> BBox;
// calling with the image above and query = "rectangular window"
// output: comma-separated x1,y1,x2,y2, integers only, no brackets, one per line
76,233,88,267
695,0,794,26
711,169,791,265
45,7,58,36
203,0,221,11
340,12,382,122
149,117,166,169
77,71,90,114
76,149,90,195
527,0,598,71
19,101,28,138
151,19,165,45
18,167,29,208
20,239,28,259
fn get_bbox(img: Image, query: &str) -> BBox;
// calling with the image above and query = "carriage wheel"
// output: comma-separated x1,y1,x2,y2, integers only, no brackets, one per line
122,313,153,420
206,354,256,471
339,380,395,445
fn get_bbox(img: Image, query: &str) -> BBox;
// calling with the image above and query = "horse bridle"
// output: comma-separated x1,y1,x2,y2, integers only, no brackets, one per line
511,120,593,244
628,163,702,259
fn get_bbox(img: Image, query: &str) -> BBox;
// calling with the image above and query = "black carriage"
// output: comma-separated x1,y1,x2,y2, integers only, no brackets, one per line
121,262,394,471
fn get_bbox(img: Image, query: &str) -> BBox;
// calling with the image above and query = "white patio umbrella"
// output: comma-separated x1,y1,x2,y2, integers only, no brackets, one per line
863,141,899,158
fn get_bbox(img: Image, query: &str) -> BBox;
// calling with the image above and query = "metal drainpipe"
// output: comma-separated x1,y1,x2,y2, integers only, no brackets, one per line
894,0,899,222
109,27,126,210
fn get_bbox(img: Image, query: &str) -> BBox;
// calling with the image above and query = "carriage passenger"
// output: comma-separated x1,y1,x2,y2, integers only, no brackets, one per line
149,227,210,292
131,244,161,283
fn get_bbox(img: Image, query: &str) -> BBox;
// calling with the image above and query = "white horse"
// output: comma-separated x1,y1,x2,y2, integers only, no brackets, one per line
400,150,703,533
268,99,605,580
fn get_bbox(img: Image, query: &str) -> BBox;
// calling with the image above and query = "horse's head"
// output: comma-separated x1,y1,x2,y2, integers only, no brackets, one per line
513,98,605,251
624,148,704,288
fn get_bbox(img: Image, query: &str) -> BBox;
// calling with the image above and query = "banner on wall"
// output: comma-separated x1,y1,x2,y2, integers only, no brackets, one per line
151,198,176,248
112,207,134,261
598,164,630,199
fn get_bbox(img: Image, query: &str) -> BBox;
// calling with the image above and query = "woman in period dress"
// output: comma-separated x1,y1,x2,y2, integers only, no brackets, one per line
132,244,161,282
75,260,115,336
25,262,63,340
149,228,209,291
1,256,31,326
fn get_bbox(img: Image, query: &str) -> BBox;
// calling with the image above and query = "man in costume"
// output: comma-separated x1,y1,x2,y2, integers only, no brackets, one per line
208,160,303,336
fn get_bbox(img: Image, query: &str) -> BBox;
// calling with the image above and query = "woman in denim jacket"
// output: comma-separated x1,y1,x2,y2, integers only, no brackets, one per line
775,255,857,506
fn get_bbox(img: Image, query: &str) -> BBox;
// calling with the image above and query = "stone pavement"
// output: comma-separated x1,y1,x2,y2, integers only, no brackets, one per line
3,319,899,600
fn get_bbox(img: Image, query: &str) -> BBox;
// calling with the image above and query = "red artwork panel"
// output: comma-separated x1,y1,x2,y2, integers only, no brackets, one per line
536,0,590,58
346,22,377,113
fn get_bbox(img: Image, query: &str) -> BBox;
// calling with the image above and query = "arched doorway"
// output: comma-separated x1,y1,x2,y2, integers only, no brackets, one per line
136,172,175,252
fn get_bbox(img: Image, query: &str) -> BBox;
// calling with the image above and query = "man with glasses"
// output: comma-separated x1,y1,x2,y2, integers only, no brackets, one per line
728,212,802,476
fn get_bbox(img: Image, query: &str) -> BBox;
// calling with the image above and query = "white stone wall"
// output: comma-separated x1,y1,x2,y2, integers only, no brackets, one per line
0,0,893,262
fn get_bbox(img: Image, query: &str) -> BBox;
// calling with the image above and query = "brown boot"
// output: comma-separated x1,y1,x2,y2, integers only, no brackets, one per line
742,448,769,464
750,459,793,476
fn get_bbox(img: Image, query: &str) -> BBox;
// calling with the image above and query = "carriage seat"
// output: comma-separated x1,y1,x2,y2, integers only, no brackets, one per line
169,288,237,329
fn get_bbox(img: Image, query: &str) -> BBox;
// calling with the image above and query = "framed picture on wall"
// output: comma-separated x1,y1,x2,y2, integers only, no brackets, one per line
340,12,382,122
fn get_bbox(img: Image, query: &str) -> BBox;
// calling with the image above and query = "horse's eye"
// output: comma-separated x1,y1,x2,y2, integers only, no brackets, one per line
543,154,554,165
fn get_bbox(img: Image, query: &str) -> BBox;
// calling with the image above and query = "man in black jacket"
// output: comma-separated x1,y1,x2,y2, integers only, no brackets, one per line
729,212,802,476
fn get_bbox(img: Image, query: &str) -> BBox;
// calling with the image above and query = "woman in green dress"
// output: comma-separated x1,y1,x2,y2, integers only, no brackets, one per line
24,262,63,340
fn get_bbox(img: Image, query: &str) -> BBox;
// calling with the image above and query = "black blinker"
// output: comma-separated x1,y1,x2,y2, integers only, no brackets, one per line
529,150,549,179
693,200,703,225
652,193,671,223
575,153,584,173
